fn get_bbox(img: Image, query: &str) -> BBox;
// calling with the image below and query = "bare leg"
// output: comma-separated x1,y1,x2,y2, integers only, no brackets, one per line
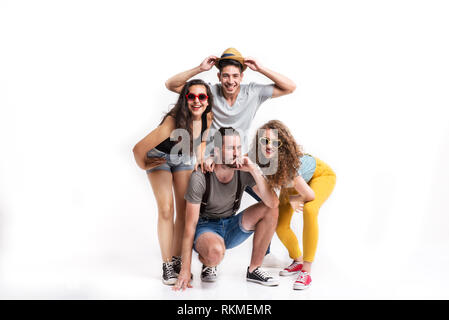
241,203,279,272
172,169,193,257
302,261,312,273
289,256,311,272
195,232,226,267
147,170,174,262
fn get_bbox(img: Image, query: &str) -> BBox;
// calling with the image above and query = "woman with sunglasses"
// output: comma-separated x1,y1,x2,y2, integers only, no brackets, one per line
251,120,336,290
133,79,213,285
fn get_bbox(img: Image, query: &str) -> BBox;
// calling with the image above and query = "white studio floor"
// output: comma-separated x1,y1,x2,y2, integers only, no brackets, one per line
2,243,449,300
1,201,449,300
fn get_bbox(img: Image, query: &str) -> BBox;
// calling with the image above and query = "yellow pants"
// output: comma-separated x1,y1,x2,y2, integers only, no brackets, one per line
276,157,336,262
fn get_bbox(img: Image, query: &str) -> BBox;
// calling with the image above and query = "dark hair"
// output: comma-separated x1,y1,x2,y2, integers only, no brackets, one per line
218,126,240,138
160,79,214,151
217,59,243,73
214,126,241,149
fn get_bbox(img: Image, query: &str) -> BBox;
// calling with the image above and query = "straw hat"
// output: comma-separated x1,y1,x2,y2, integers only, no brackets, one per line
216,47,247,71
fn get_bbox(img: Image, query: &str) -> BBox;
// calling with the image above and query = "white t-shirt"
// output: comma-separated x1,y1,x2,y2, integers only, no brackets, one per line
208,82,274,154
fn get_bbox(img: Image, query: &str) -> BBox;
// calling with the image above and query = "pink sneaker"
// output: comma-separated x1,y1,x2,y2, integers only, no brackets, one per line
279,261,303,276
293,271,312,290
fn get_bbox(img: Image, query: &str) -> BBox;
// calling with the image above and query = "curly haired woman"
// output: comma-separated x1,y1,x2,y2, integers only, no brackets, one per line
250,120,336,290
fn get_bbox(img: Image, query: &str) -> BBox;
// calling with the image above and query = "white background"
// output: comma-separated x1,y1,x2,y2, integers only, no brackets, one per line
1,0,449,299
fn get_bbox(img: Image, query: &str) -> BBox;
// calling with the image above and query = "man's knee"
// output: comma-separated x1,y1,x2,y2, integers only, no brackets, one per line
242,203,278,231
197,236,225,266
202,244,224,266
264,205,279,224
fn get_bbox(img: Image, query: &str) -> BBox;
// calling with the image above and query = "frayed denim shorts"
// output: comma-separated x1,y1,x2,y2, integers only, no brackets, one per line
193,211,254,251
145,148,195,173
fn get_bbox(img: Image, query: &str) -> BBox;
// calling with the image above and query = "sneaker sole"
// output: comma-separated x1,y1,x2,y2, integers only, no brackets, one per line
293,283,311,290
162,278,178,286
201,277,218,283
247,278,279,286
279,271,301,276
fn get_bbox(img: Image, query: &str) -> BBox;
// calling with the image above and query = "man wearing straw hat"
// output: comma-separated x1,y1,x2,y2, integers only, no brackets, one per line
165,47,296,159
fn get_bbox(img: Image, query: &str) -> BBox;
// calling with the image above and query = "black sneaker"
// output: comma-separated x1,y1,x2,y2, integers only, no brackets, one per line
162,261,178,286
201,265,218,282
172,256,193,280
246,267,279,286
172,256,182,275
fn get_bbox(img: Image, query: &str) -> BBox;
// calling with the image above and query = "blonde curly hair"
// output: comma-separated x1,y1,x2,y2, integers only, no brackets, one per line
250,120,303,190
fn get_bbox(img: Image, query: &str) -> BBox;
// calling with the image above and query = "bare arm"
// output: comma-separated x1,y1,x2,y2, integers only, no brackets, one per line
287,175,315,213
244,57,296,98
165,56,218,93
238,157,279,208
292,175,315,202
132,116,175,170
173,201,200,291
194,112,214,172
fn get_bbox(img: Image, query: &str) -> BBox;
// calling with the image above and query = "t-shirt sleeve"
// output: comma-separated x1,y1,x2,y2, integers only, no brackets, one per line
249,82,274,106
241,171,257,189
209,82,220,98
184,170,206,204
296,155,317,183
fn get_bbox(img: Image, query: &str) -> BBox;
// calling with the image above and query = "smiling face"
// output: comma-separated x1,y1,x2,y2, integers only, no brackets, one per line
259,128,282,159
217,65,243,96
186,85,209,119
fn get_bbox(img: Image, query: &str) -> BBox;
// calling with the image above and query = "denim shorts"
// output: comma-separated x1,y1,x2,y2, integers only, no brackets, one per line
145,148,195,173
193,210,254,251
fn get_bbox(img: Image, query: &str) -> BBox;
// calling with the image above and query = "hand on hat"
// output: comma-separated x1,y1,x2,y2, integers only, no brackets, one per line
244,57,262,72
199,55,219,71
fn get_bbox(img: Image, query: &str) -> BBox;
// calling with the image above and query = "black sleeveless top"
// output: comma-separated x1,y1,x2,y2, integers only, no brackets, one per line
155,112,208,154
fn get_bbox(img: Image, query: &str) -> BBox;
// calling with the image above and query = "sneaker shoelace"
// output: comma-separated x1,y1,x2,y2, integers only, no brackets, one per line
202,266,217,277
163,262,177,279
172,256,181,264
253,268,271,280
172,256,181,272
296,271,309,283
286,261,302,271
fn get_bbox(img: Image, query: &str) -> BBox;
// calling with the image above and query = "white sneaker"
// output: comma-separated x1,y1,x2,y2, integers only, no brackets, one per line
293,271,312,290
261,252,284,268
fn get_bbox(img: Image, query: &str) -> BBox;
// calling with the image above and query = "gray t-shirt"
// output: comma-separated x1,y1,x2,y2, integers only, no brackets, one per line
184,169,257,219
208,82,274,154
